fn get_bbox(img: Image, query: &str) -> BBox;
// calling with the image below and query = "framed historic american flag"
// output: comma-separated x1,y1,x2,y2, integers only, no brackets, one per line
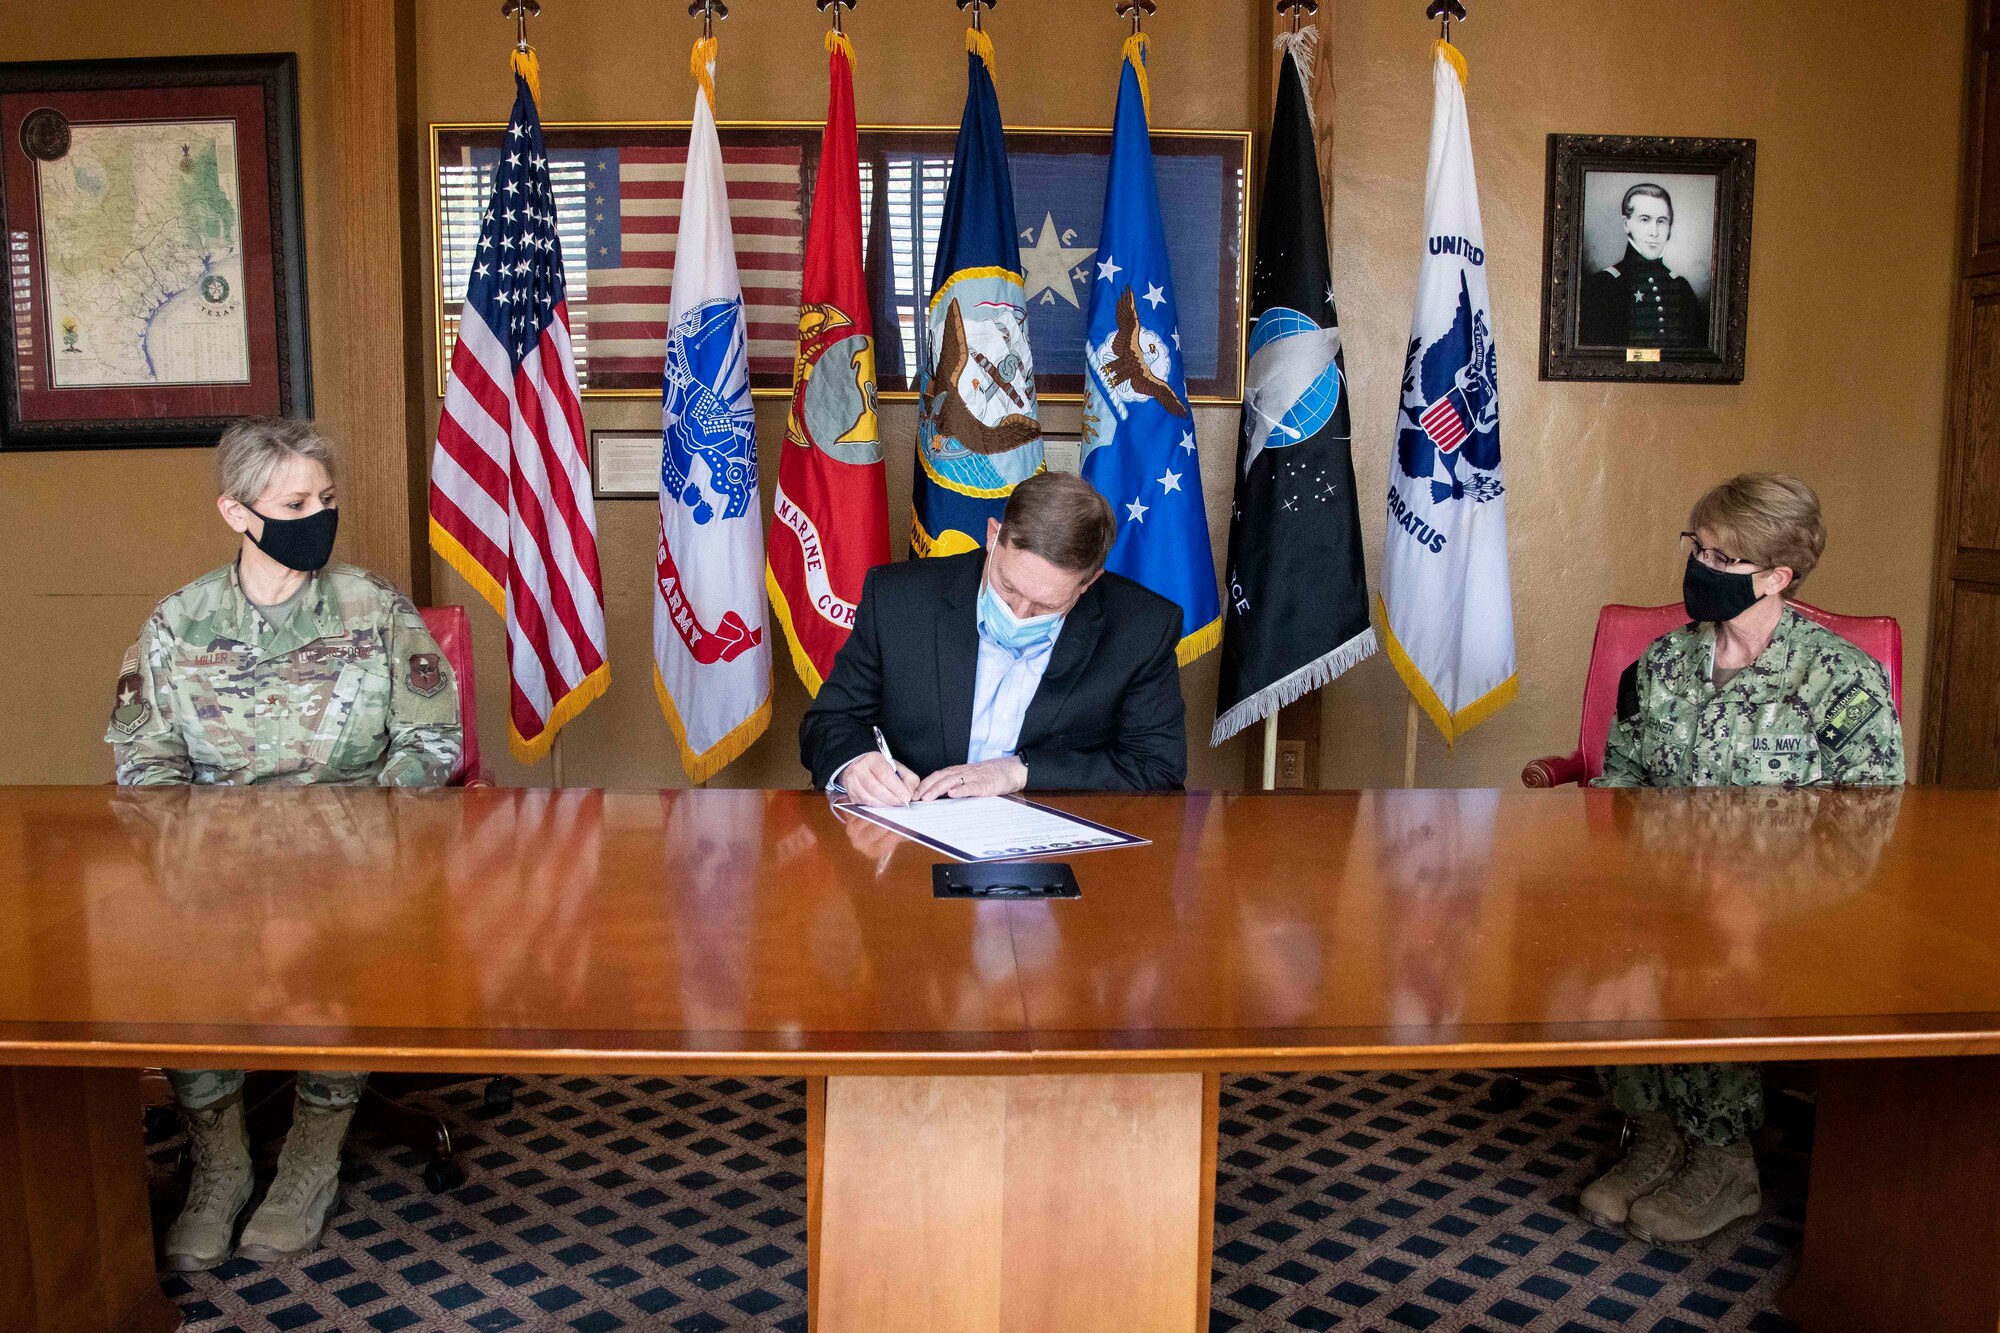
0,53,311,449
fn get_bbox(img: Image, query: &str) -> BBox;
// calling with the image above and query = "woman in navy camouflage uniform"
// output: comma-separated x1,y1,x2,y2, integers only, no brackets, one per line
1581,474,1903,1244
108,418,462,1271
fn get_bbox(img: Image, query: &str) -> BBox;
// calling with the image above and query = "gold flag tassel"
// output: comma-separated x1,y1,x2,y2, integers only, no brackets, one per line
826,28,856,62
511,45,542,104
966,25,997,77
1120,31,1151,122
691,35,719,107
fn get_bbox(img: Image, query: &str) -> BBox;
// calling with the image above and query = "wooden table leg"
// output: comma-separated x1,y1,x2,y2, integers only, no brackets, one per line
1783,1056,2000,1332
0,1066,180,1333
810,1072,1212,1332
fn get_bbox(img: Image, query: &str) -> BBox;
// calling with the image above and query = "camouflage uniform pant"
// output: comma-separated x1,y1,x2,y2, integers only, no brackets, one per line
168,1069,369,1112
1598,1062,1764,1148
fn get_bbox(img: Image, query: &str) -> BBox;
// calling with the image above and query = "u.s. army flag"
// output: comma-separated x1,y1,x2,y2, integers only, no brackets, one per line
1379,40,1516,744
653,35,772,781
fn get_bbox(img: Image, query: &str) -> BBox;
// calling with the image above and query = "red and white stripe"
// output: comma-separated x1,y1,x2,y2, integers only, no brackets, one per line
582,146,804,380
430,298,609,756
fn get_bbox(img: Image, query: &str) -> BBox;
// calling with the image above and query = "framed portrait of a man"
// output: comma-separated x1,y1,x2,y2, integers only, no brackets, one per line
1540,134,1754,383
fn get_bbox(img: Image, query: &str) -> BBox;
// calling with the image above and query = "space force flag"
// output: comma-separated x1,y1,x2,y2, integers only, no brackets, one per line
911,28,1043,559
1212,32,1376,744
653,36,772,782
429,50,610,765
1380,41,1516,743
766,31,889,696
1080,35,1220,665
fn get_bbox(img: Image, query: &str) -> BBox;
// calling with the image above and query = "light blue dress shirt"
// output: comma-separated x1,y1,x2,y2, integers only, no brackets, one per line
966,614,1064,764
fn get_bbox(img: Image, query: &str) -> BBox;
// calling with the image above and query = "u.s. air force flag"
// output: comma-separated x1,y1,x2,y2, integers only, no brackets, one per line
653,35,771,782
1212,30,1375,744
1380,40,1516,744
911,27,1043,559
1080,35,1220,665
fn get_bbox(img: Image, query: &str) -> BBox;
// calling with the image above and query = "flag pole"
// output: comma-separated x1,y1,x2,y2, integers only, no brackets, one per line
1424,0,1466,42
1403,697,1418,788
1260,714,1279,790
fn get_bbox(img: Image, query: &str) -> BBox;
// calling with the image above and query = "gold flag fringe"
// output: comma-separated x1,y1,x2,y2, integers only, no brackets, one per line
1121,32,1152,122
653,663,772,784
510,46,542,105
1176,614,1221,668
1435,38,1467,87
826,29,856,65
967,26,997,78
691,35,719,108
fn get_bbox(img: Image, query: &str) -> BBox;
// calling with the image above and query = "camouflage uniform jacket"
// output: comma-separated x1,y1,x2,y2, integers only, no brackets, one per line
108,562,462,787
1595,606,1904,789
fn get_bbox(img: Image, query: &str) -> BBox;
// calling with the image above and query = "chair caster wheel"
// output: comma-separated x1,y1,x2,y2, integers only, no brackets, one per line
423,1157,466,1194
1487,1075,1527,1111
484,1077,518,1114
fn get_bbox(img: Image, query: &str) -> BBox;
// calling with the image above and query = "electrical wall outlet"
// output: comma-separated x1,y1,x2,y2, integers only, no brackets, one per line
1276,740,1307,789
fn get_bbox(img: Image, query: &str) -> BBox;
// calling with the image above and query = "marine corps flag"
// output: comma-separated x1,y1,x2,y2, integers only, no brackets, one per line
1380,41,1516,743
653,35,772,781
1212,31,1376,743
910,26,1043,558
1080,34,1220,665
766,30,889,696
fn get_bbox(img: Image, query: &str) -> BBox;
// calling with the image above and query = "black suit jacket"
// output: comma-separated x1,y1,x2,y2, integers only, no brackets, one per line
800,551,1187,792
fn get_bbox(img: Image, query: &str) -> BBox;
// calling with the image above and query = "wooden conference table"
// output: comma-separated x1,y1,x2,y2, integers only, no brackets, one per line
2,783,1998,1332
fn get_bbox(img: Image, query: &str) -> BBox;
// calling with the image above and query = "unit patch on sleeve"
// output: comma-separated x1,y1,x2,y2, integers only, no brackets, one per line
407,652,445,698
110,667,151,737
1817,683,1884,754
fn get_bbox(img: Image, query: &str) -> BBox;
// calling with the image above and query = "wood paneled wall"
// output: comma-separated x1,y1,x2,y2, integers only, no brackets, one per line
1925,0,2000,785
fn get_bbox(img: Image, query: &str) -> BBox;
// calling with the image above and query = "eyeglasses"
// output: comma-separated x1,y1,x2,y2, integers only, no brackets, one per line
1679,532,1760,572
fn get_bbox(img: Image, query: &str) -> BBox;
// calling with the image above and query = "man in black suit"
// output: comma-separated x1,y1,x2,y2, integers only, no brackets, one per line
801,472,1187,805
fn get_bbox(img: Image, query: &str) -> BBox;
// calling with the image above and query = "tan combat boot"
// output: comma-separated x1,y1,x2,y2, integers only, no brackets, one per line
1626,1138,1761,1244
1578,1112,1684,1229
235,1101,356,1263
163,1095,253,1272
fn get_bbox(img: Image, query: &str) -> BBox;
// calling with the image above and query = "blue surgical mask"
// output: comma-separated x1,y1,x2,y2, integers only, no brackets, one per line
979,580,1063,653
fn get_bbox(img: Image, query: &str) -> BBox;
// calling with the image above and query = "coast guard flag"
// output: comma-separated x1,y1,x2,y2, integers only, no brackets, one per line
429,55,610,764
653,37,771,782
766,30,889,696
911,28,1043,558
1080,36,1220,664
1380,41,1516,743
1212,31,1376,743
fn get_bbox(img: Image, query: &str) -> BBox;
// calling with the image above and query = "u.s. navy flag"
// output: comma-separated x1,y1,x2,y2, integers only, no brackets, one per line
766,30,889,696
1080,35,1220,665
1380,41,1516,743
911,28,1043,559
1212,31,1376,744
430,52,610,765
653,36,771,782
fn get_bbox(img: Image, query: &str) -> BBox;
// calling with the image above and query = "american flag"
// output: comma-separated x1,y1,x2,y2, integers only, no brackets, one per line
1418,386,1471,454
577,145,804,383
429,71,610,765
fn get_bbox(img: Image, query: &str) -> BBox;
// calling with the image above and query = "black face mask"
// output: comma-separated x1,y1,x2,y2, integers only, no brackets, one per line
1682,553,1761,624
249,506,338,573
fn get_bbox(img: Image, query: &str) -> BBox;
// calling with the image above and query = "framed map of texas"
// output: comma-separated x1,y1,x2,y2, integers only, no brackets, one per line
0,54,311,449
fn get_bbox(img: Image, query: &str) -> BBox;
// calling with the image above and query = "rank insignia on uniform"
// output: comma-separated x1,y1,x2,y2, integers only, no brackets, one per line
1818,683,1884,753
111,670,151,737
407,653,445,698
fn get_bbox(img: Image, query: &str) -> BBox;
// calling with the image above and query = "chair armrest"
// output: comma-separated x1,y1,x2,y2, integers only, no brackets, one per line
1521,752,1588,788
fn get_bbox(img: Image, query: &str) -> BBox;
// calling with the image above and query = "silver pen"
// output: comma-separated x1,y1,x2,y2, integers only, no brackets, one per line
871,726,909,806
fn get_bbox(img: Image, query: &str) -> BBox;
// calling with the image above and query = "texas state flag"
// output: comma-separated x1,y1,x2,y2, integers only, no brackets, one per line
1078,36,1221,665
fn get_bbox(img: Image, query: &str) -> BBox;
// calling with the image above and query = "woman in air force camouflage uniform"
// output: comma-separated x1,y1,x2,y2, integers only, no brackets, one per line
1579,473,1903,1244
106,417,463,1271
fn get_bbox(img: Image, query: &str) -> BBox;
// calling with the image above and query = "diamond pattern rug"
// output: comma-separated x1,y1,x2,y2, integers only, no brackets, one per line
146,1071,1804,1332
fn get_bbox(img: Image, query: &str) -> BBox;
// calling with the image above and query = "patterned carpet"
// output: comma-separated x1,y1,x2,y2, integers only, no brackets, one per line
147,1071,1804,1333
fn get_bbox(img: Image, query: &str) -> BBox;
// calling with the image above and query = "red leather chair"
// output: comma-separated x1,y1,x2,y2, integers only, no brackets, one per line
1521,601,1904,788
420,605,489,787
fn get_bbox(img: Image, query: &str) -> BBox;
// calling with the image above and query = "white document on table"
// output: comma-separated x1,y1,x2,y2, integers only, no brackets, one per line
842,795,1148,863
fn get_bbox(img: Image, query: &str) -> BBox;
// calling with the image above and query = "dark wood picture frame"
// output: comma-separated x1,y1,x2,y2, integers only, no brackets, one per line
1541,133,1755,384
0,53,311,450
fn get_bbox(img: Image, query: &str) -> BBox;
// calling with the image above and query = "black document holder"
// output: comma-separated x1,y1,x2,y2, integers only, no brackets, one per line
932,861,1081,900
